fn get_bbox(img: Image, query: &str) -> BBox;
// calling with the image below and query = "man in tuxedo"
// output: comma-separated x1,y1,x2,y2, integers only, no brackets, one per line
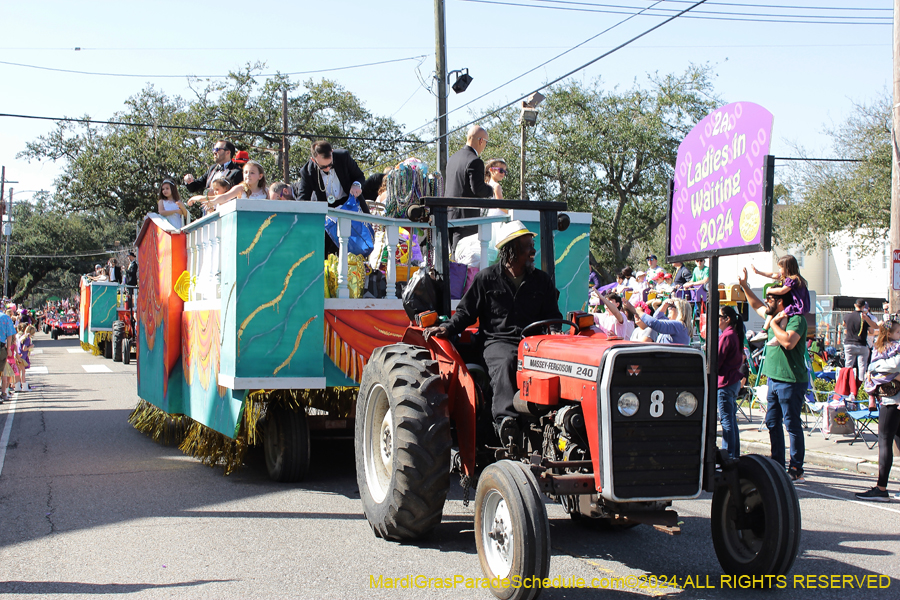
106,258,123,284
293,141,369,256
292,141,369,213
445,125,494,252
183,140,244,193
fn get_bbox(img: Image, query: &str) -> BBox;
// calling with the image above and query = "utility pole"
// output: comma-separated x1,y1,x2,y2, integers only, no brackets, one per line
4,187,12,299
891,0,900,312
282,89,291,183
0,168,5,300
435,0,449,177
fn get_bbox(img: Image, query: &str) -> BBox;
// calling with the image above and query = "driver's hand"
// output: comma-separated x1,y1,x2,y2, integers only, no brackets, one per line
423,326,448,341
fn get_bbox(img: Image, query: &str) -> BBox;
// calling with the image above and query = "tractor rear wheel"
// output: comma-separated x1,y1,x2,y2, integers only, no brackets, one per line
356,343,450,540
103,337,113,359
475,460,550,600
112,321,124,362
263,404,310,482
711,454,801,576
51,329,58,340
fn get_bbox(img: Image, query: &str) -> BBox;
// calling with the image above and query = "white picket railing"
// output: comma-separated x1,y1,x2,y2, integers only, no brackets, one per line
179,204,509,304
183,212,222,302
326,210,509,299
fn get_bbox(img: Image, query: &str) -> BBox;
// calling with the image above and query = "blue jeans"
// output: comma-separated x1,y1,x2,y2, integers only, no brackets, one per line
717,381,742,460
765,378,806,471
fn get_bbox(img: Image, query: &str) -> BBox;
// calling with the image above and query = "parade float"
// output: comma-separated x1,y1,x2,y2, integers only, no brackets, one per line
128,160,591,480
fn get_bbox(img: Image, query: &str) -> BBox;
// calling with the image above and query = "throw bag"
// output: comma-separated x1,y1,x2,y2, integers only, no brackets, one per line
324,196,375,257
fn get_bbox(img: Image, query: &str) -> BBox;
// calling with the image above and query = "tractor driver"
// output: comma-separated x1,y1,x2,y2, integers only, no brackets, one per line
423,220,562,444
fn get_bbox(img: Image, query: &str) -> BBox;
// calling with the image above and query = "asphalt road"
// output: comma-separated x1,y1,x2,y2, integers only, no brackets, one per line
0,333,898,599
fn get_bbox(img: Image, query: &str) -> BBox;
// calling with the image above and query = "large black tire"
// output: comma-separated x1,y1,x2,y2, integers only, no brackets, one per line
711,454,801,576
263,404,311,482
51,329,59,340
112,321,124,362
103,337,113,359
475,461,551,600
356,343,451,540
123,338,132,365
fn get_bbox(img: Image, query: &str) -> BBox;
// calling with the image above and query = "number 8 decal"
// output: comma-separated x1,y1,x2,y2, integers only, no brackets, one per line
650,390,664,418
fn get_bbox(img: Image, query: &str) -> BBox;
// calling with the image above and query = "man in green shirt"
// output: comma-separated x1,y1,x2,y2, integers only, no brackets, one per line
738,268,807,482
683,257,710,291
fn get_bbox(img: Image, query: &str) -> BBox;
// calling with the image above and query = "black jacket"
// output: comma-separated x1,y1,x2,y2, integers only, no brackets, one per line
125,260,138,286
293,149,369,213
442,262,562,346
107,266,124,284
185,160,243,194
445,145,493,248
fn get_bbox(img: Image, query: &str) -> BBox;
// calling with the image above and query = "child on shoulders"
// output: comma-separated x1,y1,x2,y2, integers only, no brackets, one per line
751,255,809,347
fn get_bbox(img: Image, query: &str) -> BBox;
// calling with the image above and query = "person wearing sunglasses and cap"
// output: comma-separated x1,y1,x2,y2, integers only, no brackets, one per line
423,220,562,448
645,254,664,281
183,140,244,194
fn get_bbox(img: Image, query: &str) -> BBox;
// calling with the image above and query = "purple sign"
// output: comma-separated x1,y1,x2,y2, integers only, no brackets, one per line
668,102,774,259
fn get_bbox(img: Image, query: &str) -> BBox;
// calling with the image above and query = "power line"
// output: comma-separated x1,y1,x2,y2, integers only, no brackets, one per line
459,0,892,24
0,54,429,79
9,250,117,259
401,0,668,140
0,113,423,144
531,0,890,13
378,0,712,171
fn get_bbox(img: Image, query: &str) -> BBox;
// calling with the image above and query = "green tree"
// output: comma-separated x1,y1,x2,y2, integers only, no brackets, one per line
5,194,130,302
478,66,719,280
776,93,891,255
16,65,417,297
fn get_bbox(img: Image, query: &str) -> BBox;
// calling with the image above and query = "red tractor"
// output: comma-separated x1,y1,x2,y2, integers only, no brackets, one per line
354,200,800,600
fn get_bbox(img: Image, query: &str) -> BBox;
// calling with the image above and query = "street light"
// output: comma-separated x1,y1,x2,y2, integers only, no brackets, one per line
519,92,545,200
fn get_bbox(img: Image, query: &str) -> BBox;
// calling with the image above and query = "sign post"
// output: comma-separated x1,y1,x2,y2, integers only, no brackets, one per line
666,102,775,489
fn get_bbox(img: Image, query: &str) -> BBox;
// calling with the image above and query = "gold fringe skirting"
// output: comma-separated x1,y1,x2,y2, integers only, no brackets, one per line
128,386,357,475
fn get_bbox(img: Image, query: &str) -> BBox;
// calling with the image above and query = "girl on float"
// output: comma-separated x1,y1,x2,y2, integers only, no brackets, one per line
205,160,270,208
157,179,189,229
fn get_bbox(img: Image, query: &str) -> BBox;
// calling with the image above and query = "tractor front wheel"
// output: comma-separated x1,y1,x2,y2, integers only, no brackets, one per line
355,343,450,540
475,460,551,600
51,329,58,340
711,454,801,576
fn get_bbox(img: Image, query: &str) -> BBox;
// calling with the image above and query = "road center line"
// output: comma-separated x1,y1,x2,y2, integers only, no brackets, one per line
798,486,900,514
0,395,17,479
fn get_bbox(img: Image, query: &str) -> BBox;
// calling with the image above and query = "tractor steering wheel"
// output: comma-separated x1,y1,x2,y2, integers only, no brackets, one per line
521,319,579,338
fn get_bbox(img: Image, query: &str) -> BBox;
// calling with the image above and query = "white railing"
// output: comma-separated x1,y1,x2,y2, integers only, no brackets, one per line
326,209,509,299
183,212,222,302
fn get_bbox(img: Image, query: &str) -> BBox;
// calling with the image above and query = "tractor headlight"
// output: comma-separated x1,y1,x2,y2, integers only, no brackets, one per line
675,391,698,416
617,392,639,417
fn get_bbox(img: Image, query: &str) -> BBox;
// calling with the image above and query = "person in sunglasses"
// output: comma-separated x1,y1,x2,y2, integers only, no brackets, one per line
292,140,369,212
183,140,244,194
484,158,508,199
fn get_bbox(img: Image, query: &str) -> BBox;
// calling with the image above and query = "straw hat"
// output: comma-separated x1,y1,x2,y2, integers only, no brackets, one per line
495,220,535,249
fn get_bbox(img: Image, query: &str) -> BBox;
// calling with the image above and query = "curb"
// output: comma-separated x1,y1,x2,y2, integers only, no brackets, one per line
738,438,900,482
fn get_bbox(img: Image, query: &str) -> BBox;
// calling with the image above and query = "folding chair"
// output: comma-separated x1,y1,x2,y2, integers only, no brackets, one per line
803,357,829,439
847,405,880,450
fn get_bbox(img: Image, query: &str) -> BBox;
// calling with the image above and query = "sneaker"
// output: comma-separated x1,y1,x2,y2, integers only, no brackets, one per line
788,466,805,483
855,486,890,502
21,384,30,392
14,383,21,392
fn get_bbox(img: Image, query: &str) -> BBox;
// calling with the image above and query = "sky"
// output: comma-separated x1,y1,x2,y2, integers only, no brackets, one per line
0,0,892,204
